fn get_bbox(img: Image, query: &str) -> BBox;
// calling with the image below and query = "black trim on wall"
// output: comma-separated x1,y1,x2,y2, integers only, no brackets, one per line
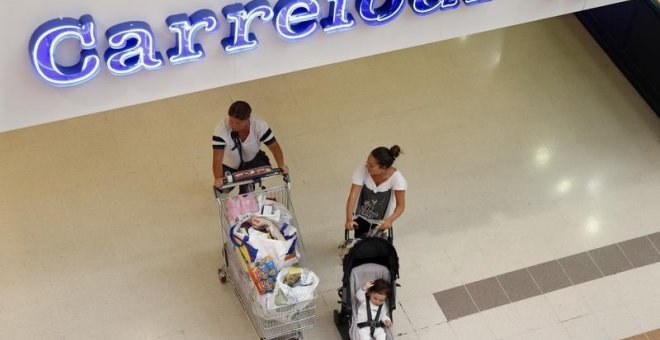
575,0,660,117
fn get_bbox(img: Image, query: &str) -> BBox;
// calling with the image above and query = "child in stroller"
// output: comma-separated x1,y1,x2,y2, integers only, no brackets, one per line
356,279,392,340
334,235,399,340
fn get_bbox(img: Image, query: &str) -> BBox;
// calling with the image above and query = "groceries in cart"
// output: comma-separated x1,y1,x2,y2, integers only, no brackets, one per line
225,192,293,225
225,193,259,224
247,258,319,307
274,267,319,306
215,170,317,339
230,217,299,270
227,191,318,302
248,257,278,294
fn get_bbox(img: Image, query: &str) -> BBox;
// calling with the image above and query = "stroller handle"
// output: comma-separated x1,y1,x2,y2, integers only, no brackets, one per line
345,226,394,241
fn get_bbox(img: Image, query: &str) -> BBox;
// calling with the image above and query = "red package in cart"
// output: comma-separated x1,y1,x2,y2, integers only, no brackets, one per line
233,166,273,182
248,258,278,295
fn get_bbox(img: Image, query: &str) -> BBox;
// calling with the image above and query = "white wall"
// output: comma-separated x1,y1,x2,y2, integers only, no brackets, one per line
0,0,627,132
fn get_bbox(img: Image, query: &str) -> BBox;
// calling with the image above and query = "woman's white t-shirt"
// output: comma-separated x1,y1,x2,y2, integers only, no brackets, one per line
352,165,407,221
211,115,275,169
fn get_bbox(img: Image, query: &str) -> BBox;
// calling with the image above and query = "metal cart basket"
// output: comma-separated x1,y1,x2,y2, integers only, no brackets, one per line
214,168,317,340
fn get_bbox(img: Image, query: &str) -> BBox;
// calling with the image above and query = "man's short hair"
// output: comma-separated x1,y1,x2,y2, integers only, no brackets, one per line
228,101,252,120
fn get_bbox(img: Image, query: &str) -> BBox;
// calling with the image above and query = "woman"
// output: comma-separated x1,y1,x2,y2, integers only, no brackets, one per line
345,145,407,238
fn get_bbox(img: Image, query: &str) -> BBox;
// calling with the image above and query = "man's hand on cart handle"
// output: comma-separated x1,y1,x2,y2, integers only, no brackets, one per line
214,177,224,189
279,165,290,183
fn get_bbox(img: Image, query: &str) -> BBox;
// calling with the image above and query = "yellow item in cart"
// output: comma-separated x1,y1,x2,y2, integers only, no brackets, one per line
283,267,303,287
235,246,250,272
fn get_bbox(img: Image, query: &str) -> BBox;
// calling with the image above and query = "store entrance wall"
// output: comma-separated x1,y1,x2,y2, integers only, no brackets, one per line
1,0,628,132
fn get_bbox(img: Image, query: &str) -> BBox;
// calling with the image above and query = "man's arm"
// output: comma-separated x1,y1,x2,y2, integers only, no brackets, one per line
213,149,225,188
266,140,288,174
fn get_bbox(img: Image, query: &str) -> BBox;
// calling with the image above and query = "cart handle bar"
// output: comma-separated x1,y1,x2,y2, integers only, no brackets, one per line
215,167,289,192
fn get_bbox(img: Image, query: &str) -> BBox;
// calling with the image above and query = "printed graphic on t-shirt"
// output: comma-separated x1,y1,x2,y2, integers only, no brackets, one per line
356,186,391,220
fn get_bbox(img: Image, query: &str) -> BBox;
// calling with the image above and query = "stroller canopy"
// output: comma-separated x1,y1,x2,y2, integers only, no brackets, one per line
342,237,399,285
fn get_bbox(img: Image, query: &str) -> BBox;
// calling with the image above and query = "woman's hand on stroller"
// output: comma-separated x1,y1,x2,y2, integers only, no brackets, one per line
377,218,393,230
345,220,357,230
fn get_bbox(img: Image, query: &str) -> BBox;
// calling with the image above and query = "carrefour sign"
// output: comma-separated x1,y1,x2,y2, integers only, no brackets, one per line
28,0,491,87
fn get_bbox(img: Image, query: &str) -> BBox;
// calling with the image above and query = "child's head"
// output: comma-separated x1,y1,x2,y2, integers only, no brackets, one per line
368,279,390,306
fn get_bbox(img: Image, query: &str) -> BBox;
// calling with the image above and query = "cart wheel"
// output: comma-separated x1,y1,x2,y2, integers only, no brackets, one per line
284,332,302,340
218,267,227,284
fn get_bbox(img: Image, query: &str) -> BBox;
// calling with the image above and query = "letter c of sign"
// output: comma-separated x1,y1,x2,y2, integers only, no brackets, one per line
28,15,101,87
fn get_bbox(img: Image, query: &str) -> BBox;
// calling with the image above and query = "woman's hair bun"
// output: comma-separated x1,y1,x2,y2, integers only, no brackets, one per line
389,145,402,159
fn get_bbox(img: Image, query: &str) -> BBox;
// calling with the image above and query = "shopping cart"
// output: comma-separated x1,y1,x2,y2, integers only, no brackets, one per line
214,167,317,340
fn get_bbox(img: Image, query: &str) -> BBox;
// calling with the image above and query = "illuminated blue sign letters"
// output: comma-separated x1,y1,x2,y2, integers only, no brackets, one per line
320,0,356,33
104,22,165,76
166,10,219,65
409,0,458,15
464,0,492,5
274,0,321,41
27,0,493,87
28,15,101,87
221,0,274,54
356,0,406,26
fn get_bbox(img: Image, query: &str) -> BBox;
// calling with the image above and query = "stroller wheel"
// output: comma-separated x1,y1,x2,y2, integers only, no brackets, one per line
333,309,340,325
218,268,227,284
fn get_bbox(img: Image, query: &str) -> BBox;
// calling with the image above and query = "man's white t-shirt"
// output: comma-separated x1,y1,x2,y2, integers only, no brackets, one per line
212,115,275,169
352,165,407,221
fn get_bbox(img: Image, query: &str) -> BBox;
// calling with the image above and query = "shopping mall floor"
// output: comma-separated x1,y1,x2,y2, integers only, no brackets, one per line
2,14,660,340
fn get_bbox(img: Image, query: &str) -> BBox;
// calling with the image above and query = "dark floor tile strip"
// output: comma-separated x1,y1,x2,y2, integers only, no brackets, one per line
619,236,660,268
465,277,510,312
648,232,660,253
527,260,572,293
588,244,633,276
496,268,542,303
558,252,602,285
435,231,660,321
433,285,478,321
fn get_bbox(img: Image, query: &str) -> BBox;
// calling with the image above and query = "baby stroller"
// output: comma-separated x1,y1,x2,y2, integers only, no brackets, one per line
334,230,399,340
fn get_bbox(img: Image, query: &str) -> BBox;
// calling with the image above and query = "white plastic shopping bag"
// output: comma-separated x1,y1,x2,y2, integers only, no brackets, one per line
231,222,299,269
275,267,319,306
